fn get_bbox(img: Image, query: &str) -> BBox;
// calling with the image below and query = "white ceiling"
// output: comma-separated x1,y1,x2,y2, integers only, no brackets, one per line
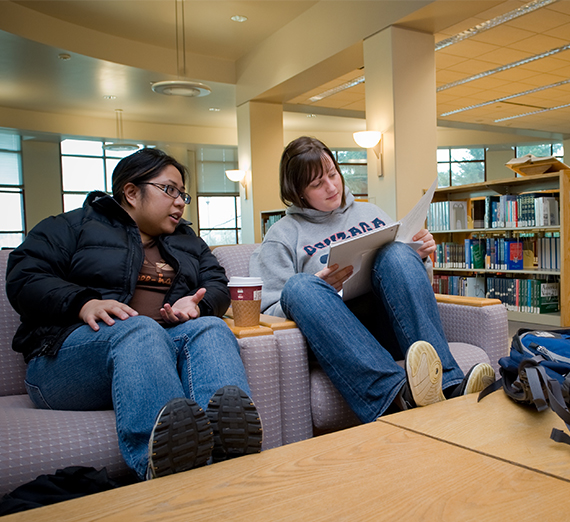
1,0,570,145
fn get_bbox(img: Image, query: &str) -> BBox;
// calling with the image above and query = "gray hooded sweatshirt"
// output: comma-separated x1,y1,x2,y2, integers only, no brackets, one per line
249,189,409,317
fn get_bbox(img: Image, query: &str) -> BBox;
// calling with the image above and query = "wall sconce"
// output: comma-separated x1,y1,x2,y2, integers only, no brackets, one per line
225,169,248,199
353,131,383,176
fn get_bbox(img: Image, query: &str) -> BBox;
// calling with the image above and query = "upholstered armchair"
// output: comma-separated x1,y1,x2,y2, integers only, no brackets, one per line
213,243,509,438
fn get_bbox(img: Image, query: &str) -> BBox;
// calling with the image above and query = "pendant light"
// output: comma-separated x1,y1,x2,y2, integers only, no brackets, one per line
151,0,211,97
103,109,140,152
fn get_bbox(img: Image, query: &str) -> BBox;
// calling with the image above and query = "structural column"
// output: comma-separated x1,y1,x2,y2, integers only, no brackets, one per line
236,101,284,243
363,26,437,220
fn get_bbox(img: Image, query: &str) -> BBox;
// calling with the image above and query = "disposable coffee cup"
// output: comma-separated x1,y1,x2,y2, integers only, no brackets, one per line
228,277,263,327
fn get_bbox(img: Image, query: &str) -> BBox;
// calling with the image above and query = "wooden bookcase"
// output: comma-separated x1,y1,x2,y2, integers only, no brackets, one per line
429,170,569,327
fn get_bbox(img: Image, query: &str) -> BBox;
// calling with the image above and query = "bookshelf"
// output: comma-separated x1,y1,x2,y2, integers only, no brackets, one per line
261,209,286,239
428,170,569,327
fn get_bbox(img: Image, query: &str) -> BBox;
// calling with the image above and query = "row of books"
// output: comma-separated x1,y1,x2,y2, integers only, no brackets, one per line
427,194,560,231
432,235,560,271
483,194,559,229
432,275,485,298
427,201,467,231
263,213,284,235
433,275,560,314
487,277,559,314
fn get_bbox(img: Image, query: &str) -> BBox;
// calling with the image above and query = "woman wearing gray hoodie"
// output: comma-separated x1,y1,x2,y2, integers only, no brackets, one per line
249,136,494,421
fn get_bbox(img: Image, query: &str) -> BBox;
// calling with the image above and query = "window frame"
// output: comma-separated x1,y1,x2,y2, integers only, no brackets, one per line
0,137,25,246
437,147,487,188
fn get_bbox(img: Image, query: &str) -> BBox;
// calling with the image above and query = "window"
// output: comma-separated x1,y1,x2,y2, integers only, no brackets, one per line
437,148,485,188
195,147,241,246
516,143,564,160
332,148,368,197
0,132,24,248
61,139,140,212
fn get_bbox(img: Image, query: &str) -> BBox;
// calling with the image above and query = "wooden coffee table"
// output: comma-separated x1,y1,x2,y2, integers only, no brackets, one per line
5,391,570,521
379,389,570,481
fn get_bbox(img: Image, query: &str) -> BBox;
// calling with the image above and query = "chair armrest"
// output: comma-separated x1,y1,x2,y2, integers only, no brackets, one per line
435,294,502,308
436,297,508,374
224,307,297,333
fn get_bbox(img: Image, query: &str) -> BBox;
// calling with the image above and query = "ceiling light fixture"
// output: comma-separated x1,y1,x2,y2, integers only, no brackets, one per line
494,102,570,122
151,0,212,97
309,76,365,103
435,0,558,51
437,42,570,92
103,109,141,152
231,15,248,22
440,78,570,117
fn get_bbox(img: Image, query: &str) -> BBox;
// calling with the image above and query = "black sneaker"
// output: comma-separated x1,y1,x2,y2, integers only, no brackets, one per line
449,363,496,399
147,398,213,479
206,386,263,462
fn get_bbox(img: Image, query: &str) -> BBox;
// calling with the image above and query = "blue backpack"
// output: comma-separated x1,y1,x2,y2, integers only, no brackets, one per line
483,328,570,445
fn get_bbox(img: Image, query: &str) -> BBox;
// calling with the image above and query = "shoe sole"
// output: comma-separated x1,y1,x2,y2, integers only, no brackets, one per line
148,398,213,479
206,386,263,462
405,341,446,407
463,363,495,395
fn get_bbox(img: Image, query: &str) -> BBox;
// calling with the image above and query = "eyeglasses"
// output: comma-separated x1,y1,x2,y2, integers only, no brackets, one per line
142,182,191,204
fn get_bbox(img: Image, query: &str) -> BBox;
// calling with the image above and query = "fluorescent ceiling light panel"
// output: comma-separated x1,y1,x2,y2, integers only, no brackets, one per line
438,43,570,92
494,101,570,122
440,78,570,116
309,76,365,102
435,0,559,51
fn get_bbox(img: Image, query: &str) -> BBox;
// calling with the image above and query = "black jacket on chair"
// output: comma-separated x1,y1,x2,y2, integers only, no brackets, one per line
5,191,230,363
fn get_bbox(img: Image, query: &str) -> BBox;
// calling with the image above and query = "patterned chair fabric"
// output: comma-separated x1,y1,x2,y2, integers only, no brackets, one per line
0,249,283,497
212,244,509,433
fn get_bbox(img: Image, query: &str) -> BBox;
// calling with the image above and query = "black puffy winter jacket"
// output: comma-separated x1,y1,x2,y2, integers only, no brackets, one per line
6,191,230,362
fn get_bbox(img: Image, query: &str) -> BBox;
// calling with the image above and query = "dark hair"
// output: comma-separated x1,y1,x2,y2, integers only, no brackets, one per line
112,148,187,204
279,136,346,209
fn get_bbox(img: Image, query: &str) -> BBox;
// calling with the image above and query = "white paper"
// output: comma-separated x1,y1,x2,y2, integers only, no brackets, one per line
395,177,438,244
327,222,400,301
326,177,437,301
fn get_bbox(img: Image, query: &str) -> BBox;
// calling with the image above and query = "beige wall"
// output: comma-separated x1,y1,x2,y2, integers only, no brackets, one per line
21,140,62,230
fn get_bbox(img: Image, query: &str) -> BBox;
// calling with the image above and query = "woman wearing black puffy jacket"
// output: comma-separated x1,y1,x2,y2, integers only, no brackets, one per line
6,148,261,480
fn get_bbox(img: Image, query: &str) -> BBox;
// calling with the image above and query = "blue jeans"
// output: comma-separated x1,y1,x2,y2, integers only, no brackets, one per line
280,241,463,423
25,315,250,479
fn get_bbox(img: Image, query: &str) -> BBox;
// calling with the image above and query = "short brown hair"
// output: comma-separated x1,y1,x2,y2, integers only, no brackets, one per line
280,136,346,209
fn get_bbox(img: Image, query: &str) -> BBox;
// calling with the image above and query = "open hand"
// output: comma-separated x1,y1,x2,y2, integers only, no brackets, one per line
160,288,207,324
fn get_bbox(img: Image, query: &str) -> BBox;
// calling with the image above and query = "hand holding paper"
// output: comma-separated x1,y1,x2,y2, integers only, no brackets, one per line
327,177,438,301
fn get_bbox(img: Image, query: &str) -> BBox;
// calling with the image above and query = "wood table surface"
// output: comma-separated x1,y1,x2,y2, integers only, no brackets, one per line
380,389,570,481
5,409,570,522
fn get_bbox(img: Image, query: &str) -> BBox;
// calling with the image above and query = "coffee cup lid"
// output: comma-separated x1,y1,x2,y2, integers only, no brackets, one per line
228,276,263,287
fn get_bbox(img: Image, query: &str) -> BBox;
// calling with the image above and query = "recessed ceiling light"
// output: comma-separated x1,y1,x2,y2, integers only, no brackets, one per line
103,95,117,100
231,15,248,22
307,114,317,118
209,107,221,112
58,53,71,61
